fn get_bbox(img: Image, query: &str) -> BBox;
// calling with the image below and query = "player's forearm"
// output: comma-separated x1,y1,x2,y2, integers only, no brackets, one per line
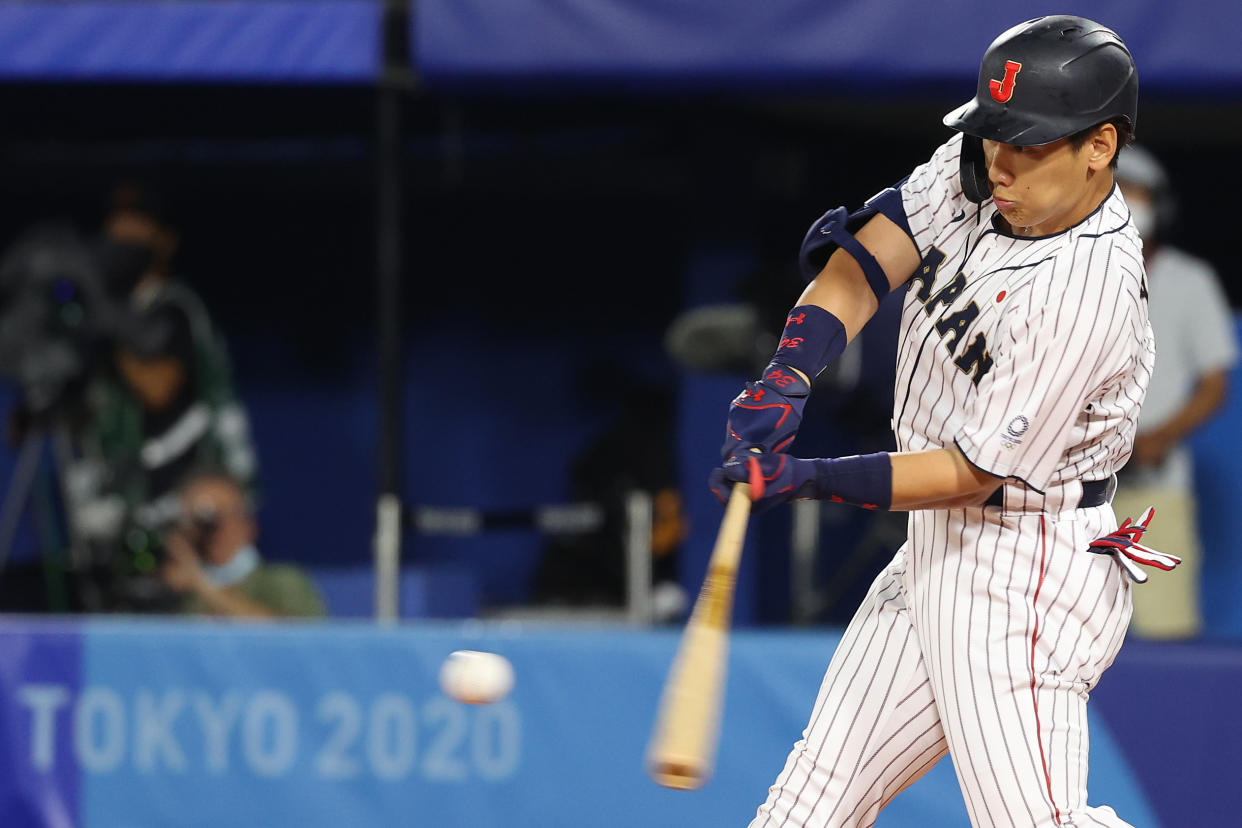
796,257,879,345
797,213,922,342
888,448,1002,511
720,446,1002,514
724,215,920,455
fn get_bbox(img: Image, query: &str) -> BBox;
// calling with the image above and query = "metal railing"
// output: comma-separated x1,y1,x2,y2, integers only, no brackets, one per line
389,491,655,625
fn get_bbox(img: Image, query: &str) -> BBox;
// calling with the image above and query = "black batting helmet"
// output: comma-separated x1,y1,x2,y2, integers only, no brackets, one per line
945,15,1138,201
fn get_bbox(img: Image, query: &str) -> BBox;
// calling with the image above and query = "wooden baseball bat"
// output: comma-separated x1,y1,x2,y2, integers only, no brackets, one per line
645,482,751,790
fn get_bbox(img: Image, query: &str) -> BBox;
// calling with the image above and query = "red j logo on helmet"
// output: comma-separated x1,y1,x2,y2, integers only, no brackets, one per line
988,60,1023,103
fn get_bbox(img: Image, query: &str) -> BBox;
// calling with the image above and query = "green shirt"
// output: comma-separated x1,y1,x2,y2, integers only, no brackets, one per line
183,564,326,618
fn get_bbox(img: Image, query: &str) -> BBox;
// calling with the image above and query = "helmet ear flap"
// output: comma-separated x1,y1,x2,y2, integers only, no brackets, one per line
959,135,990,203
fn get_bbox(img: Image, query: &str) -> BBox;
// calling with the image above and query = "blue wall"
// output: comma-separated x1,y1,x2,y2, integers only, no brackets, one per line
4,619,1234,827
1187,317,1242,639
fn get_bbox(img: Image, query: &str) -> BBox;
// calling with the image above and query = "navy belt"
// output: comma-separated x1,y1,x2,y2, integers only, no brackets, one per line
985,478,1112,509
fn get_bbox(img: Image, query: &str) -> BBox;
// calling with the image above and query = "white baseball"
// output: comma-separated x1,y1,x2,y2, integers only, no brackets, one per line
439,650,514,705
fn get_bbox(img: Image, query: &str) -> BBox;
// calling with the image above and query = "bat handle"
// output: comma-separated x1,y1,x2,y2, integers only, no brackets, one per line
729,480,751,505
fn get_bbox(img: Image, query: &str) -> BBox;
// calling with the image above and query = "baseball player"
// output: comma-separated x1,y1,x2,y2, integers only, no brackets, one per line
710,16,1179,828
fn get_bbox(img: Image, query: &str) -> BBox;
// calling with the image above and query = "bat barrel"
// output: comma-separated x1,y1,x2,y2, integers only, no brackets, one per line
645,483,751,791
648,759,708,791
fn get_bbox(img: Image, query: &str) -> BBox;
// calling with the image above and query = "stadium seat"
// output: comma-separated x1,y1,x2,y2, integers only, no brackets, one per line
308,564,479,619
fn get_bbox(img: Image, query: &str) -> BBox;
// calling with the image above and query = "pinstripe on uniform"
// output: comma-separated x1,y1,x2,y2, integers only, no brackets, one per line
750,133,1153,828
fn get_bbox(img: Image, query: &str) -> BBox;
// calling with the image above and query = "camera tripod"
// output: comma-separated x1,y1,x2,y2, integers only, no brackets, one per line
0,419,99,610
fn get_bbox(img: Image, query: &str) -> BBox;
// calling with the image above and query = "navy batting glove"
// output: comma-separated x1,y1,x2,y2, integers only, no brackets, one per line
721,363,810,459
709,454,819,514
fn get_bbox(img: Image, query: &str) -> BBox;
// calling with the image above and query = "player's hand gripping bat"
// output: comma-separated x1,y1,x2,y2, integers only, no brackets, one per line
645,481,751,790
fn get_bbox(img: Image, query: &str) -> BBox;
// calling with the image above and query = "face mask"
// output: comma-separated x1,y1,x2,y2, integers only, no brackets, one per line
1128,201,1157,240
203,544,260,587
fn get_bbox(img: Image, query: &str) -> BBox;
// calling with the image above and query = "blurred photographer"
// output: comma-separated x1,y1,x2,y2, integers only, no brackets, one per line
161,469,323,619
74,182,260,597
0,182,262,609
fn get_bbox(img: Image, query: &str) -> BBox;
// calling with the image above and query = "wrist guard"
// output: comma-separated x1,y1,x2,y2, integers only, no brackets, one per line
811,452,893,511
770,305,847,380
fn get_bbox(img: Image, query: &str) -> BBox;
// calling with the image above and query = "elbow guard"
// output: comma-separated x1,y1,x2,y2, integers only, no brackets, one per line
798,183,914,303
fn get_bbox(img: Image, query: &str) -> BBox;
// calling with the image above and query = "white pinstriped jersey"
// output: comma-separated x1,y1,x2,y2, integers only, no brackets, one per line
750,138,1154,827
898,132,1154,512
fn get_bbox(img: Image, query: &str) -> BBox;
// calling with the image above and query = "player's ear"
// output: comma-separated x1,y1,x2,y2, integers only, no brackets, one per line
1084,123,1118,172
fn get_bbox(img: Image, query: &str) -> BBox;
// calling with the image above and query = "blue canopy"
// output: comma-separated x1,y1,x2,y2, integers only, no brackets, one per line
415,0,1242,94
0,1,1237,93
0,0,380,82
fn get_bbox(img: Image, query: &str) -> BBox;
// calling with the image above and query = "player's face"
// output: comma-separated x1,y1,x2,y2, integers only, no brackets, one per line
981,129,1115,237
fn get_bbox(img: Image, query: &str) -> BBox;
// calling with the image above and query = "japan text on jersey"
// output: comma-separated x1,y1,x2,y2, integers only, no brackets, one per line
897,133,1154,499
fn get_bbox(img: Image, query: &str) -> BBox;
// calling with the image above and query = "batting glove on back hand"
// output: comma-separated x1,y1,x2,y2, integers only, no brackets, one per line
721,364,810,460
709,453,818,514
1088,507,1181,584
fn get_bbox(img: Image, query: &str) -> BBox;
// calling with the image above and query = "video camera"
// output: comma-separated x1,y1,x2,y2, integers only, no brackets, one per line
0,223,138,425
171,504,222,560
0,223,182,611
